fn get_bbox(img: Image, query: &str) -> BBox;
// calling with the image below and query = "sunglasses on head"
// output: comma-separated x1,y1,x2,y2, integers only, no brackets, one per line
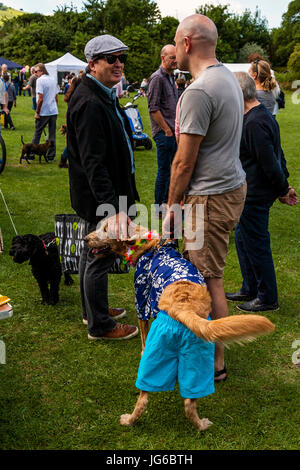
93,54,128,64
254,59,260,75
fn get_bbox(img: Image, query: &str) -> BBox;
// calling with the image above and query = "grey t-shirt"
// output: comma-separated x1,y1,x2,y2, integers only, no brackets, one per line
256,90,276,115
179,63,245,195
28,74,37,98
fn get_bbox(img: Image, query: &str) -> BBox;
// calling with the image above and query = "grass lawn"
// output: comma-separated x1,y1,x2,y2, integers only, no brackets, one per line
0,90,299,451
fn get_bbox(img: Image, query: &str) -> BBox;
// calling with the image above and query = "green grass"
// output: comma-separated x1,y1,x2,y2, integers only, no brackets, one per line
0,92,299,450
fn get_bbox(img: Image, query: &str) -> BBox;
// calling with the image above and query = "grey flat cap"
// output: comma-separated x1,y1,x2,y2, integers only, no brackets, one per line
84,34,129,60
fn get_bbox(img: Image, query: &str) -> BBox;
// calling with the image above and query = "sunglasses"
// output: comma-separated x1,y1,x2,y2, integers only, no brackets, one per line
254,59,260,75
93,54,128,65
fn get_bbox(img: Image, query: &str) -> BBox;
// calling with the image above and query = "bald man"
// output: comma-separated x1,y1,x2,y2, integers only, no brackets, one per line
147,45,178,215
163,15,247,382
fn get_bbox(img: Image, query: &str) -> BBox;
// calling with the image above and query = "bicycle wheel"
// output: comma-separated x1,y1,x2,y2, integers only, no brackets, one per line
0,134,6,175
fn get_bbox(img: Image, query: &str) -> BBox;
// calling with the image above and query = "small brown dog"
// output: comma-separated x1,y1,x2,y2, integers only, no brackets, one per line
20,136,52,164
86,221,275,431
59,124,67,136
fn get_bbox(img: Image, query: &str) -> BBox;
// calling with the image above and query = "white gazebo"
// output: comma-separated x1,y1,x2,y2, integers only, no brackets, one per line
45,53,88,88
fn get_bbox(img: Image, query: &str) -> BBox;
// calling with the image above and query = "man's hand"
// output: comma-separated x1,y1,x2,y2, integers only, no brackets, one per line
278,187,298,206
162,206,175,238
164,127,173,137
34,112,40,119
107,211,132,241
2,106,9,115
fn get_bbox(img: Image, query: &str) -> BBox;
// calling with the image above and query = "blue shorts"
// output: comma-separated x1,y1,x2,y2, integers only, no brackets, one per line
136,311,215,399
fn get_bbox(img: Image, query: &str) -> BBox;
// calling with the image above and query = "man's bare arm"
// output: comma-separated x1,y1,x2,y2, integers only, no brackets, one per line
167,133,204,206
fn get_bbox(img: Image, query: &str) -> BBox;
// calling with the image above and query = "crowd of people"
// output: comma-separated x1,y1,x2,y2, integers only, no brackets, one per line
66,17,297,384
1,16,298,382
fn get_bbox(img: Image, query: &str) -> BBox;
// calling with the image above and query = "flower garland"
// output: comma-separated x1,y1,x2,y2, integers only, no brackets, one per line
122,230,159,266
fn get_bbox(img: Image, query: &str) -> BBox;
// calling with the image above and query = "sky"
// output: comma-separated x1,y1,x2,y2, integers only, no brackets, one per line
3,0,291,29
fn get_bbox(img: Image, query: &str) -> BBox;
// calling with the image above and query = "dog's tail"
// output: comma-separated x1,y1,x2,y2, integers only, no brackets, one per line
21,135,25,145
158,281,275,345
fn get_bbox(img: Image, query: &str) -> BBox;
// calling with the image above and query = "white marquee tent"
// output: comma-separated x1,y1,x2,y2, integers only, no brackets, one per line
45,53,88,88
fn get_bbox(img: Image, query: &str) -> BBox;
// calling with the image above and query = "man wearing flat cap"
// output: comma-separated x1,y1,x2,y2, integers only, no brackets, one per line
67,34,139,341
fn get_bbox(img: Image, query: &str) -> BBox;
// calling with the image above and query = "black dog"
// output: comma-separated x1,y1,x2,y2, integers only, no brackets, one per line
9,232,73,305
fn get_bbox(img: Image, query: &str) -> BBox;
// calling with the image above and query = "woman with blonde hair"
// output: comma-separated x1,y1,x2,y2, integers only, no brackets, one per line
249,59,278,115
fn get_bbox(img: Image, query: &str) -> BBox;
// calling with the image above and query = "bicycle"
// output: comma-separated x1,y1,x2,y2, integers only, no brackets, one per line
0,111,7,175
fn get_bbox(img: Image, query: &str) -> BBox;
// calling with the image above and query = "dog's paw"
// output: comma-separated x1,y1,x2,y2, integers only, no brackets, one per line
120,414,133,426
198,418,213,431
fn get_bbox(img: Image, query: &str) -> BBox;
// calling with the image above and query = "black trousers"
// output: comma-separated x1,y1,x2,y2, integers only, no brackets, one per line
32,114,57,159
234,201,278,304
79,222,116,337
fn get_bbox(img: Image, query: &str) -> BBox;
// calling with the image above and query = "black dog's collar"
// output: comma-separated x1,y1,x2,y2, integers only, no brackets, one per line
41,237,57,254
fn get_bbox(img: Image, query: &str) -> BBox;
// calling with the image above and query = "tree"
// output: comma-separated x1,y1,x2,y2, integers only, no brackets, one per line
196,3,270,62
238,42,269,63
287,43,300,73
103,0,161,36
82,0,105,35
120,24,157,82
151,16,179,46
271,0,300,66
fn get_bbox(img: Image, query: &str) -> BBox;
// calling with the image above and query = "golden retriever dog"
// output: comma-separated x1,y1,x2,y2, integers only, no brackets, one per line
86,221,275,430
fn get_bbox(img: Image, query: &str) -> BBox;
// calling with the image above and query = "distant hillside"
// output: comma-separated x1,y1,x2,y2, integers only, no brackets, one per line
0,3,24,25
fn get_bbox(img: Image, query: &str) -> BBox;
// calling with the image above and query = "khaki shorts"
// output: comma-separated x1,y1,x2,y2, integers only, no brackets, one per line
183,182,247,279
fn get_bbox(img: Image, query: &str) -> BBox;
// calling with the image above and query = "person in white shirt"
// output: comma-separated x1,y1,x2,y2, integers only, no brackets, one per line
31,63,58,161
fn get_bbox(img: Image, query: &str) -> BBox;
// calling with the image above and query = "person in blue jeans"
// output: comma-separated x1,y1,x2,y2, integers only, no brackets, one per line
226,72,298,312
147,45,178,215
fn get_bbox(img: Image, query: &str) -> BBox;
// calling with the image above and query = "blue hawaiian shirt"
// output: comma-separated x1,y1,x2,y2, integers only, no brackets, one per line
134,242,206,320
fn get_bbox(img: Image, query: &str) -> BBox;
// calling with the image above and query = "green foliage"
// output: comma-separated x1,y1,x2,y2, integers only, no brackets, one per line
238,42,269,63
120,25,158,82
196,3,270,62
103,0,161,36
287,43,300,73
0,0,287,73
271,0,300,66
151,16,179,46
81,0,105,35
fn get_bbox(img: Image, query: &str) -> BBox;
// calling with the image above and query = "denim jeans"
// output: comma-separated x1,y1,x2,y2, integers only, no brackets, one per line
234,201,278,304
153,130,177,206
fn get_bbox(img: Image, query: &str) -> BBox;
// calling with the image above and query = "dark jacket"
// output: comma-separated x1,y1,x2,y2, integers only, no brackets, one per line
240,104,289,204
67,75,139,224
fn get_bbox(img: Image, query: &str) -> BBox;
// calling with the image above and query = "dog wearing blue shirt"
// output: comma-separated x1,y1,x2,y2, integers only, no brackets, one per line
87,221,275,431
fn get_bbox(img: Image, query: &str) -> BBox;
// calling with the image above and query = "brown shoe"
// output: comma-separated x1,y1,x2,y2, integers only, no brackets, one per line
109,308,127,320
82,308,126,325
88,323,138,341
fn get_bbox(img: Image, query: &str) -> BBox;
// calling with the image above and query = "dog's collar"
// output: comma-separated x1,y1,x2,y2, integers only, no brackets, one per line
41,237,57,254
122,230,159,266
